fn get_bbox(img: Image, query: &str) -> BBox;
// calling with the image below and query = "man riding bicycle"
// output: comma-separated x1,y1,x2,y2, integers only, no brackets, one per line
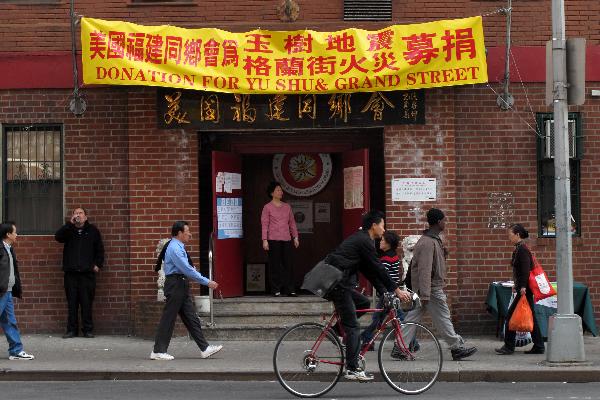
324,210,411,381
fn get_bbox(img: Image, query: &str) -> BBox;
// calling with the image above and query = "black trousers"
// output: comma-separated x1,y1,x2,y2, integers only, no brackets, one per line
153,274,209,353
64,271,96,334
329,286,370,370
267,240,294,294
504,291,544,350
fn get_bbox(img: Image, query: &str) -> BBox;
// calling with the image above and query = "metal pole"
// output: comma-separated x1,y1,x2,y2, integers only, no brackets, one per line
208,233,215,327
546,0,585,363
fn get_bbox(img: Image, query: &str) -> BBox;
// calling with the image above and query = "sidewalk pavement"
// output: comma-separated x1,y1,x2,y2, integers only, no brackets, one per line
0,334,598,382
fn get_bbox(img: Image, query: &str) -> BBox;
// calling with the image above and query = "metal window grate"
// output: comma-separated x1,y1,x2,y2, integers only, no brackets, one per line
543,119,576,159
3,124,63,234
344,0,392,21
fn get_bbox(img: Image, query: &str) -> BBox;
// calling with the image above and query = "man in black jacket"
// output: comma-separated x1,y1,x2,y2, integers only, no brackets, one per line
0,221,34,360
55,207,105,339
325,210,410,381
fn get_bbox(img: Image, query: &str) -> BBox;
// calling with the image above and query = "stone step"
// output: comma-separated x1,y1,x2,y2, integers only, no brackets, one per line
203,311,330,325
208,296,333,314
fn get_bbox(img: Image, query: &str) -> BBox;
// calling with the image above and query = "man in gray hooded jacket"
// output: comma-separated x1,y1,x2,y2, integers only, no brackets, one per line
403,208,477,361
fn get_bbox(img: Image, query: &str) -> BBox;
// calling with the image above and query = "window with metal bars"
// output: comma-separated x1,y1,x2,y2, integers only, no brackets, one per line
344,0,392,21
2,124,63,234
536,113,582,237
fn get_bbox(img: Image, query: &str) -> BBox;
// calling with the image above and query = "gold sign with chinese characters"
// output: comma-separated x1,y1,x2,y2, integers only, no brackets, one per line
82,16,487,94
157,89,424,129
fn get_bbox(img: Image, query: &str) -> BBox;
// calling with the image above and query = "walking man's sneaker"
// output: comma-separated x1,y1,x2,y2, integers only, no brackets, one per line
8,351,35,360
524,346,545,355
150,351,174,361
200,344,223,359
494,346,515,355
344,367,374,381
451,346,477,360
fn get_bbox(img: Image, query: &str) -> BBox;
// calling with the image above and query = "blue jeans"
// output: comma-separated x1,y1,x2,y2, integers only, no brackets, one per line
0,292,24,356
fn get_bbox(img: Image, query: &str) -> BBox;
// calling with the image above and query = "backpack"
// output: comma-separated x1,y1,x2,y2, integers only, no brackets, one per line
155,239,195,272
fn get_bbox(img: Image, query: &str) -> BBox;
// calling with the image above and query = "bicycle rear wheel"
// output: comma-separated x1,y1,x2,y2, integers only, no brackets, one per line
273,322,344,398
378,321,442,394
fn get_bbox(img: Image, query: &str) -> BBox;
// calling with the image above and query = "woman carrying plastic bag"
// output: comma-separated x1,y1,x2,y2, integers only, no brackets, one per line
502,292,532,347
495,224,545,355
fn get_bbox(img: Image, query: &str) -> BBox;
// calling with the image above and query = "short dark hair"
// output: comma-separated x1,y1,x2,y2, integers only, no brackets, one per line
0,221,16,240
426,208,445,226
361,210,385,231
75,207,88,216
510,223,529,239
382,230,399,251
267,181,281,198
171,220,189,237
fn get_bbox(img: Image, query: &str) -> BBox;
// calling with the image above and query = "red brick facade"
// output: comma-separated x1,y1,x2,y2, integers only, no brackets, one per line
0,1,598,335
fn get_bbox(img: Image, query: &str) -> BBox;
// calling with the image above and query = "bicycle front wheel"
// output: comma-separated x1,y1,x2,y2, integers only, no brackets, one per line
273,322,344,398
378,321,442,394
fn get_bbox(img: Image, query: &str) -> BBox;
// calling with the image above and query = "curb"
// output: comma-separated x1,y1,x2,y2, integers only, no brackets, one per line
0,369,598,382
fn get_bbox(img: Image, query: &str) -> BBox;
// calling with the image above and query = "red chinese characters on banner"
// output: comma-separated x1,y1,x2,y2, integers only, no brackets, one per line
183,39,202,67
107,31,125,59
164,36,183,65
367,29,394,51
307,56,336,76
244,34,273,53
243,56,271,76
89,31,107,59
126,33,146,61
275,57,304,76
204,39,220,67
442,28,476,61
402,33,439,65
284,34,313,54
326,32,356,53
222,40,239,66
372,52,399,72
339,55,368,75
145,34,164,64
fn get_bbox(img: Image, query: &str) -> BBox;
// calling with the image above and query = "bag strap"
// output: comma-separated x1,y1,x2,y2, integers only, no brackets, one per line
521,243,536,271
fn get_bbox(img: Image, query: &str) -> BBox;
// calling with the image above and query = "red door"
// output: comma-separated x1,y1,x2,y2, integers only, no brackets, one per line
341,148,372,294
212,151,244,297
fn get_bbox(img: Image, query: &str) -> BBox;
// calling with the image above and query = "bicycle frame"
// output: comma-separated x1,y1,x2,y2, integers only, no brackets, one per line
312,306,416,366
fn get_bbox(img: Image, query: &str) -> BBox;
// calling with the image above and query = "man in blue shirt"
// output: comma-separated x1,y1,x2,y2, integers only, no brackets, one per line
151,221,222,360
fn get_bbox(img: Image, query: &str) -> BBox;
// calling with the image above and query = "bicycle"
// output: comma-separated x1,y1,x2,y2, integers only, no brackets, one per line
273,291,442,398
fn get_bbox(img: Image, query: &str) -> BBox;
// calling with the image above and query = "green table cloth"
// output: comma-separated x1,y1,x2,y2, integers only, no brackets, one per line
485,281,598,337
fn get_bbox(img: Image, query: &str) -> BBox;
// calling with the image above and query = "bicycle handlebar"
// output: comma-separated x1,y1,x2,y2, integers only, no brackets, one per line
383,290,421,312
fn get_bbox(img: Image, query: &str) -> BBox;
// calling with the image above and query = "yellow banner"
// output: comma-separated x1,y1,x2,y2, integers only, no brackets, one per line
81,16,488,94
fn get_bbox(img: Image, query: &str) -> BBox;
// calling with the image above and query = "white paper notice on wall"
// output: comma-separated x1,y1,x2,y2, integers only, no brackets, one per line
215,172,225,193
392,178,437,202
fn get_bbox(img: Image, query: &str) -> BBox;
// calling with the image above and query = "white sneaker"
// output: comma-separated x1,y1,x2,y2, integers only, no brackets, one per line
8,351,34,360
200,344,223,359
344,368,374,381
150,351,174,361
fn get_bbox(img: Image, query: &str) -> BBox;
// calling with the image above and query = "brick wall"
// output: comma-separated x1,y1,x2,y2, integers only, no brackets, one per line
0,88,131,334
126,87,202,331
452,83,600,334
1,0,599,54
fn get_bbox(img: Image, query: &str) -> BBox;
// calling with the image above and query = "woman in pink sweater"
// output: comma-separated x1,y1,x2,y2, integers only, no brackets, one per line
261,182,300,297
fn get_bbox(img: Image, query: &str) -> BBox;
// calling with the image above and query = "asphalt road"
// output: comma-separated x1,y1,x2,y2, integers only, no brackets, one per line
1,381,600,400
